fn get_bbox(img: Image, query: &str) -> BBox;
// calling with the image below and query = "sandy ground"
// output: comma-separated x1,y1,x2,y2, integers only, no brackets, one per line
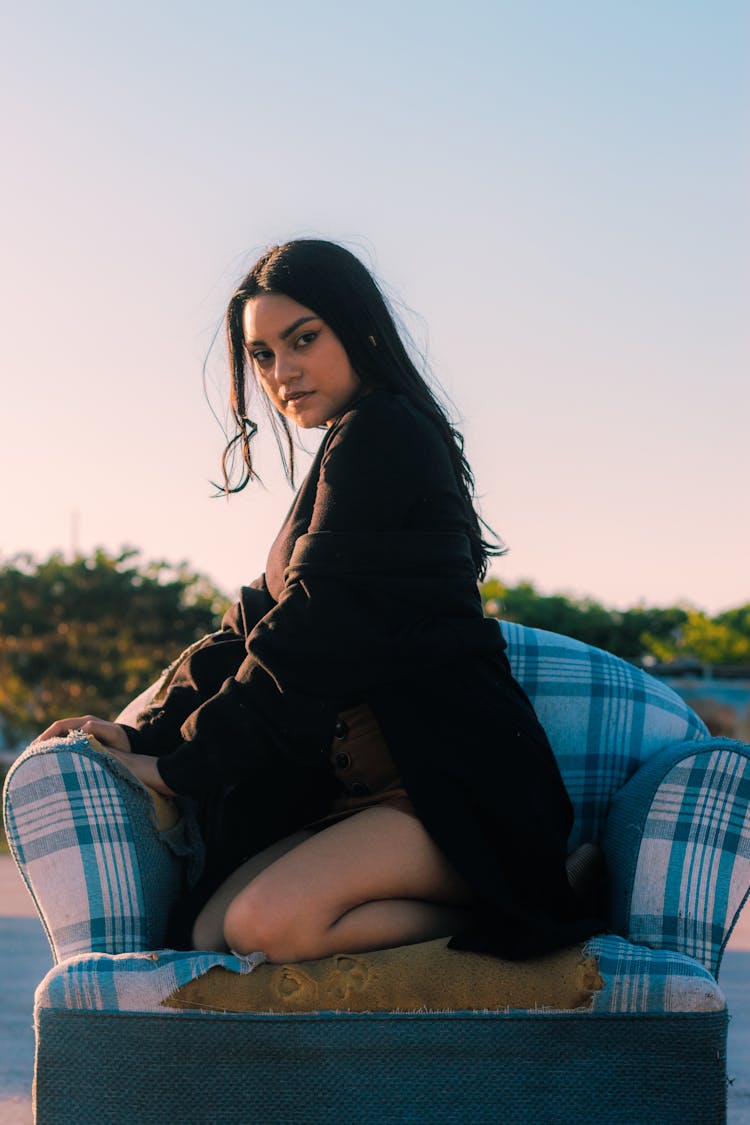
1,855,748,1124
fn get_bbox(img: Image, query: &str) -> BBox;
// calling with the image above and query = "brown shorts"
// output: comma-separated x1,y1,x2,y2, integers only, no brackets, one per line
307,703,417,831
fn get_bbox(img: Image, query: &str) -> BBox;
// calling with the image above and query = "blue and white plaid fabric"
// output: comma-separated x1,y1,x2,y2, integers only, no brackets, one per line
584,934,725,1014
501,622,709,847
35,948,264,1015
605,738,750,974
3,734,196,962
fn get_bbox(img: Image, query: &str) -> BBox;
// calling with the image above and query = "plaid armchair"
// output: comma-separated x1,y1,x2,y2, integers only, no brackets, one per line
5,623,749,1124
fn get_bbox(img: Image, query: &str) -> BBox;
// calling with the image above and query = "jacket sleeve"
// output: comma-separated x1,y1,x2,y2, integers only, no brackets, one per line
156,397,487,797
120,576,273,758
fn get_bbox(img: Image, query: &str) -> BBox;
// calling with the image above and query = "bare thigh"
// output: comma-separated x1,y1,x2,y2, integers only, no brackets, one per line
222,805,476,961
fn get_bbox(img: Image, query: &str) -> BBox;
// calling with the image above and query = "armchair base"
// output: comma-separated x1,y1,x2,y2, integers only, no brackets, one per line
34,1007,727,1125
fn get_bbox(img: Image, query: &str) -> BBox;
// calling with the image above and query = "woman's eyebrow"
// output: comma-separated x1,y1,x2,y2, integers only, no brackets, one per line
246,315,319,347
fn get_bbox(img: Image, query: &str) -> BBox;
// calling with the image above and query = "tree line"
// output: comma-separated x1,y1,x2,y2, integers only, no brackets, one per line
481,579,750,666
1,550,748,744
0,549,229,744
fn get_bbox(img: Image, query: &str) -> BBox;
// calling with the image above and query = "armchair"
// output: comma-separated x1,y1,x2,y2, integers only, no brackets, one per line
4,623,749,1124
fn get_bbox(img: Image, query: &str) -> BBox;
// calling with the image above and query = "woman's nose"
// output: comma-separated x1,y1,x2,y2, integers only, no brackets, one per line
275,351,302,382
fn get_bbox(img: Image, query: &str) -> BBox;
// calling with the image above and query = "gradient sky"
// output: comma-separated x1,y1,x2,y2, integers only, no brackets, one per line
2,1,748,614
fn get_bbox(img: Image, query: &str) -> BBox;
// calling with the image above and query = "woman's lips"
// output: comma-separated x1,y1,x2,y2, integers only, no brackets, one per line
284,392,312,405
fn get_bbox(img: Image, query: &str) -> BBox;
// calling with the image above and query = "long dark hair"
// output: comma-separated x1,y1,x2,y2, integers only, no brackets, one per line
221,239,502,577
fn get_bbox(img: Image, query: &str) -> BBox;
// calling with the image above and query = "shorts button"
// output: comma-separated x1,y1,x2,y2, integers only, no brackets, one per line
349,782,370,797
334,719,349,740
335,752,352,770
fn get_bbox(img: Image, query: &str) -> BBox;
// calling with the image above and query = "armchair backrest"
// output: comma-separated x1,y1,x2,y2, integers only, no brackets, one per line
119,621,708,852
500,622,709,848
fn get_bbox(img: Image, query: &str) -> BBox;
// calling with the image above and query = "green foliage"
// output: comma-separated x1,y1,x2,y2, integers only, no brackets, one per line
0,548,231,742
481,578,750,665
643,607,750,665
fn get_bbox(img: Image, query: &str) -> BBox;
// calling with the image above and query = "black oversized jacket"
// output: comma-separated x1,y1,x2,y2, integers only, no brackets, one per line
123,392,601,958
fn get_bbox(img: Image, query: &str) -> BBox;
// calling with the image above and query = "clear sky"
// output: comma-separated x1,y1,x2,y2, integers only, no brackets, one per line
2,1,748,614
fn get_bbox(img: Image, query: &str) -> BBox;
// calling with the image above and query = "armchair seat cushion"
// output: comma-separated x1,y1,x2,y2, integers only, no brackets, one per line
33,934,724,1019
163,938,604,1014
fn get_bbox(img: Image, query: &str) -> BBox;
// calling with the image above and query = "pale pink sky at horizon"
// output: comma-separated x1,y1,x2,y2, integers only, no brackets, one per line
2,1,748,615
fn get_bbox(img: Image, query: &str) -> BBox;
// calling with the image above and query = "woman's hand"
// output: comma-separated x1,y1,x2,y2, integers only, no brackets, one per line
33,716,132,753
32,716,176,797
105,750,177,797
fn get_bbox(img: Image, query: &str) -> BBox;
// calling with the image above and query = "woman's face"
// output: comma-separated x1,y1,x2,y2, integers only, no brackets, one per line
243,294,362,429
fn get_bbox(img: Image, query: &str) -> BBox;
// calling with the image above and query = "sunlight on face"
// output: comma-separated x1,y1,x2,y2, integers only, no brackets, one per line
243,294,362,428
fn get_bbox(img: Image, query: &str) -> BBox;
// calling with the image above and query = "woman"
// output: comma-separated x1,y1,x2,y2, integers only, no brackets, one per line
36,239,599,961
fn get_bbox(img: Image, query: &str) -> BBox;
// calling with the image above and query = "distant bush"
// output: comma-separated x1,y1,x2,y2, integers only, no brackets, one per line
0,548,230,743
481,578,750,666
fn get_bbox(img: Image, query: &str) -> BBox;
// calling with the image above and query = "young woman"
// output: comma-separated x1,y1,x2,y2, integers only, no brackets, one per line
36,240,600,961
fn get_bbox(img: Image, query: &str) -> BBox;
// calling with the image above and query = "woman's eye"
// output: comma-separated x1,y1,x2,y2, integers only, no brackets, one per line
252,349,273,366
295,331,317,349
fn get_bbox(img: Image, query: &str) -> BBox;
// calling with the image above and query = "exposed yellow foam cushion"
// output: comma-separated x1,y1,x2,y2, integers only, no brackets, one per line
164,938,603,1014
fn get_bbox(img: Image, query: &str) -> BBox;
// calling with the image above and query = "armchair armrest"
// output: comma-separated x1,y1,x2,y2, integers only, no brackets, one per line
2,734,203,963
602,736,750,977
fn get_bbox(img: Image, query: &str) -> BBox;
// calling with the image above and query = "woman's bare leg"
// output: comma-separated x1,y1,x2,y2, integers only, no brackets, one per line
191,829,314,951
222,806,475,962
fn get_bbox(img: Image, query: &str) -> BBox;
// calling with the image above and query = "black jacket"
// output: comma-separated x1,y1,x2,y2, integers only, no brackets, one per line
123,392,601,958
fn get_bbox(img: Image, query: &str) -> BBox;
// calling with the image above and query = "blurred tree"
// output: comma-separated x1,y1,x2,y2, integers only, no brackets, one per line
714,604,750,646
0,548,230,741
643,608,750,665
481,578,691,662
615,605,690,660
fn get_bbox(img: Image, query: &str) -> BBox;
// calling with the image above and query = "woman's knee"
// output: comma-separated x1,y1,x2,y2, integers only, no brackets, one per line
223,880,308,960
